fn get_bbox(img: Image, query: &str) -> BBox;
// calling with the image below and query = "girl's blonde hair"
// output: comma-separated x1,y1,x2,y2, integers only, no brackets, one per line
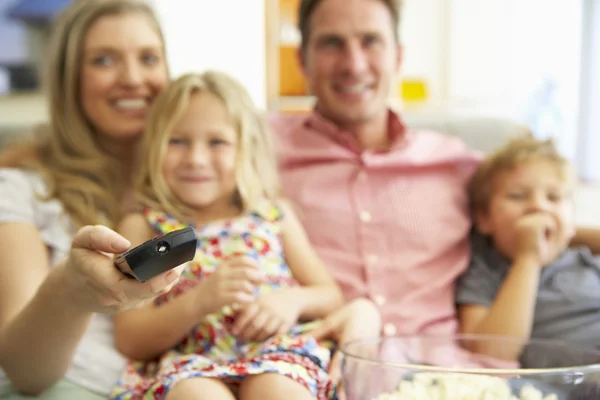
0,0,166,228
469,136,575,214
136,71,280,220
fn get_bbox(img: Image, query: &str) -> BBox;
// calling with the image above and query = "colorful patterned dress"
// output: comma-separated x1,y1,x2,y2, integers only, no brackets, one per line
110,200,336,400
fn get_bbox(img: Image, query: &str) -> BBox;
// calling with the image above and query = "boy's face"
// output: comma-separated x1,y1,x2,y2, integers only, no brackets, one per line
476,160,576,261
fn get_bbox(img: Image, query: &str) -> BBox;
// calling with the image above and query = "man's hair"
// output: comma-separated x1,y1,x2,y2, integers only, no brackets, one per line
469,136,575,214
298,0,403,50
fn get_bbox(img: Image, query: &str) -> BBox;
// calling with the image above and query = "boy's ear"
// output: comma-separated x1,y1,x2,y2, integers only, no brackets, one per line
475,209,493,234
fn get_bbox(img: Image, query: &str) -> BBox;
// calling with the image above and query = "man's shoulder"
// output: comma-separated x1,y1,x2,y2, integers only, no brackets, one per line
406,127,484,163
267,112,310,137
411,127,475,150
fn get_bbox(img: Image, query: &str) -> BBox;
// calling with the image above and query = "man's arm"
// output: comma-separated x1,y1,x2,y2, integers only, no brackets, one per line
571,227,600,254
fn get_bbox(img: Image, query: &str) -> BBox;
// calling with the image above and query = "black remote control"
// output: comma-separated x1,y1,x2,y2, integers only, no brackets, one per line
115,226,197,282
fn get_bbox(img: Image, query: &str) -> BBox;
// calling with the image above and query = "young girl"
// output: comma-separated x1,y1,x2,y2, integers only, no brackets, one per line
110,72,345,400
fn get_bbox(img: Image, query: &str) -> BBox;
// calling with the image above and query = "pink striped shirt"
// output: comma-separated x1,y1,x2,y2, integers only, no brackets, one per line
270,110,482,336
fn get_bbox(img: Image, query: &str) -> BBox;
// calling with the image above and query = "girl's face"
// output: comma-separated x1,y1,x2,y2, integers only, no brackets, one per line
80,13,168,148
162,92,239,217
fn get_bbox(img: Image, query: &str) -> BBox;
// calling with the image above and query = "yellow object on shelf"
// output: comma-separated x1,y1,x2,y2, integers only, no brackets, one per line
399,79,428,103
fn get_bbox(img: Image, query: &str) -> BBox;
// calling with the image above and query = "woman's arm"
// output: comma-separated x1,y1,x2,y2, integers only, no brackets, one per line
0,220,184,395
279,199,344,320
0,223,94,395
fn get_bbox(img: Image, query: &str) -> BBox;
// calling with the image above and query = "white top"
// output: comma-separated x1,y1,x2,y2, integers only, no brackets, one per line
0,168,126,394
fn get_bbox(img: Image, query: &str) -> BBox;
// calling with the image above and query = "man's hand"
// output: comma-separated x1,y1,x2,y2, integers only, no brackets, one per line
307,298,382,387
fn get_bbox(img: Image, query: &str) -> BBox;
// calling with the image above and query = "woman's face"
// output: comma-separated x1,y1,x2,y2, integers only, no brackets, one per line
80,13,168,147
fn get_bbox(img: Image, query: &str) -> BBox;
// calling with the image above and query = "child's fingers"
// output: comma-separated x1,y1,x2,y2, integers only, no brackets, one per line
306,317,340,341
231,303,260,336
227,280,255,295
256,317,282,342
329,350,343,386
228,267,266,285
239,309,270,341
232,291,255,305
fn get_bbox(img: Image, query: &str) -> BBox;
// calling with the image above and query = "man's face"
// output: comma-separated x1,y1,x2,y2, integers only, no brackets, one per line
300,0,402,129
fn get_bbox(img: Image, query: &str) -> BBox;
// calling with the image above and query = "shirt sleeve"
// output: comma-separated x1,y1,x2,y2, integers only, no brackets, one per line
0,168,37,225
455,237,504,308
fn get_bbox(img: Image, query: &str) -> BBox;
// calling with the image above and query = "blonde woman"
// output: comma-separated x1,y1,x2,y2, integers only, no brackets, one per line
0,1,181,399
110,72,344,400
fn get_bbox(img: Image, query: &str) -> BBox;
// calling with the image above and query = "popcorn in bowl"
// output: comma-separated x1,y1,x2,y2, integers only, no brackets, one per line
373,372,558,400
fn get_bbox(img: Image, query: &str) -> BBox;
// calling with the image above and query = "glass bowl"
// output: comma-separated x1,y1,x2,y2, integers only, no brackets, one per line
340,334,600,400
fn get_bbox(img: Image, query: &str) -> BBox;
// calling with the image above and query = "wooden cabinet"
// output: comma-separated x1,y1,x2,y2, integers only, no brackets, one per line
265,0,314,113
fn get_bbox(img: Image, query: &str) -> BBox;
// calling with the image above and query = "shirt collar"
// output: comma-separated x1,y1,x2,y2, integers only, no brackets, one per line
304,107,412,153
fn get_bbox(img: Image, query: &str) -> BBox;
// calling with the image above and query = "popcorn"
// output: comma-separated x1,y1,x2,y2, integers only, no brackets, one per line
373,372,558,400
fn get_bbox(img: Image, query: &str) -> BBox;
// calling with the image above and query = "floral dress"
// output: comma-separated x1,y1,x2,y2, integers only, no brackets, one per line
110,200,336,400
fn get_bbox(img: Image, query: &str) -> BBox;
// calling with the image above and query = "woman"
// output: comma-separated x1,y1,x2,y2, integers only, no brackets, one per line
0,1,381,398
0,1,178,398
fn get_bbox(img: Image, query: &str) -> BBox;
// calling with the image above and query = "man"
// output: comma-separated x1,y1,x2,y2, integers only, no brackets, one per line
271,0,480,340
271,0,600,345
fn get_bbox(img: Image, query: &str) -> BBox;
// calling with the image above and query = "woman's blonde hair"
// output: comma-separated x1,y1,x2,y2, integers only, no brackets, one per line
136,71,280,221
469,136,575,214
0,0,166,228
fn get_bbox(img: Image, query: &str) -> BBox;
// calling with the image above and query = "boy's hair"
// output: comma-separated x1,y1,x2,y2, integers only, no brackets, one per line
469,136,575,214
135,71,280,221
298,0,403,51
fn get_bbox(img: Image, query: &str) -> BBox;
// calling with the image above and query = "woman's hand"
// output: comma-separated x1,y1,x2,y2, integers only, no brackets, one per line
63,225,184,314
307,298,382,385
231,289,303,342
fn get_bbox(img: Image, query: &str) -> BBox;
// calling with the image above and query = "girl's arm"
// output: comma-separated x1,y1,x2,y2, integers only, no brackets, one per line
115,214,267,360
458,255,542,360
113,214,208,361
279,199,344,320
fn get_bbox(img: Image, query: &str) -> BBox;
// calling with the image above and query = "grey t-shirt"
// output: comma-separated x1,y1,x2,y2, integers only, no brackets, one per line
0,168,126,395
456,231,600,349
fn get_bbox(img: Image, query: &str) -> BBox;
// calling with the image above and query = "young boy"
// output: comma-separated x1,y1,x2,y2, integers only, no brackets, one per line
455,136,600,362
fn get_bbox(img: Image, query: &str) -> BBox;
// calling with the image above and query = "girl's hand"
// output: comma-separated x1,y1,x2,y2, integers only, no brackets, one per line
307,298,382,386
64,225,184,314
194,256,266,315
231,289,302,342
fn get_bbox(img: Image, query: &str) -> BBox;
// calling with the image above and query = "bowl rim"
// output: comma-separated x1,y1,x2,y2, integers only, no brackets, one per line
339,334,600,375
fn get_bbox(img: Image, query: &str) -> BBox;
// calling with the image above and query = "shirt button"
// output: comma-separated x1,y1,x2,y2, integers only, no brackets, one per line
373,295,386,306
359,211,372,222
383,323,397,337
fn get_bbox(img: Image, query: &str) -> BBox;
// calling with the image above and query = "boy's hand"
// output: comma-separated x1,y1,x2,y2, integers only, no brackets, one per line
516,213,561,266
